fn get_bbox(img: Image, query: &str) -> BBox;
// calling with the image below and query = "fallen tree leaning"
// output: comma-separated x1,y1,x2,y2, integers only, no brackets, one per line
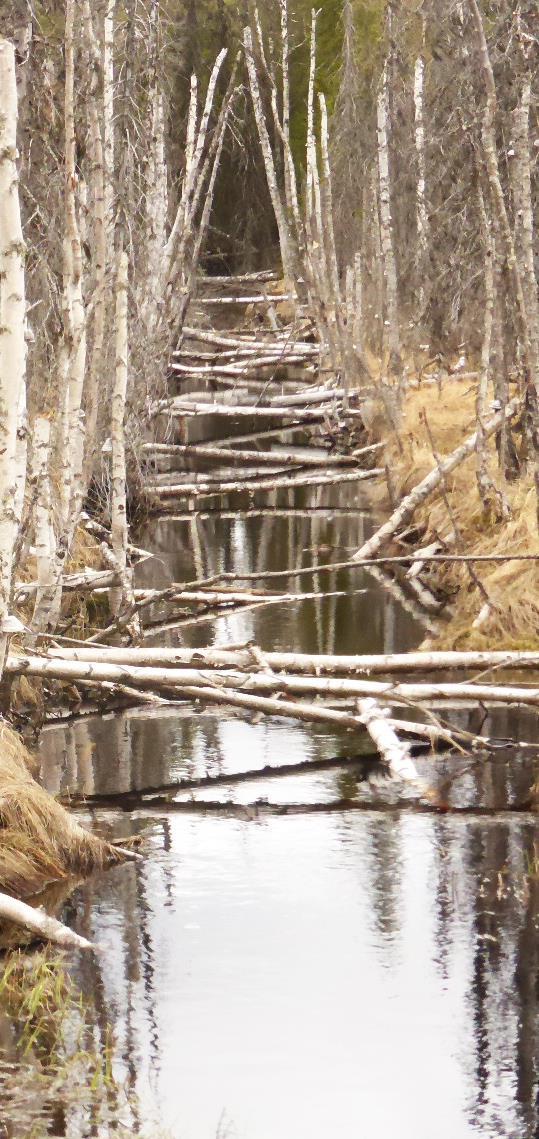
353,398,520,562
0,892,94,951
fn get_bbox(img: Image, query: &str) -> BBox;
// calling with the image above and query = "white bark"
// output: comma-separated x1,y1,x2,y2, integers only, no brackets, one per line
353,398,520,562
376,63,400,367
13,383,27,537
110,248,131,615
475,189,507,516
146,85,168,289
510,79,539,380
0,39,28,675
469,0,536,393
10,655,539,711
31,417,61,634
414,41,428,315
103,0,115,239
82,0,108,482
146,468,383,501
61,0,87,545
0,891,93,950
184,75,198,184
243,26,296,292
47,645,539,674
358,698,425,791
160,49,227,305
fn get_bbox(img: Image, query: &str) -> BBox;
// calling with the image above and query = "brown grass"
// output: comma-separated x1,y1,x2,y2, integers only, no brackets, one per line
0,722,127,899
383,376,539,650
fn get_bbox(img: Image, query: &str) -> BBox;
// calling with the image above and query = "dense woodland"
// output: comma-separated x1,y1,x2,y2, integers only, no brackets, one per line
0,0,538,950
4,5,539,1134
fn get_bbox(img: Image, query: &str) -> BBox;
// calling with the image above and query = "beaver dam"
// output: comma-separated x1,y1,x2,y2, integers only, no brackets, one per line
2,1,539,1136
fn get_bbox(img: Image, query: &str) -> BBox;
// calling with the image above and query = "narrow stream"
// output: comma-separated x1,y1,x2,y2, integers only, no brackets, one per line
34,476,539,1138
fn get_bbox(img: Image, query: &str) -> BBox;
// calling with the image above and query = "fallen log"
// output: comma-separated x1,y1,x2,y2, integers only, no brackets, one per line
181,325,317,352
44,645,539,674
0,891,94,951
151,400,334,420
358,698,427,793
9,654,539,708
146,467,384,500
141,441,365,467
353,398,520,562
196,270,280,285
200,422,313,448
16,568,119,601
196,293,293,304
171,354,313,375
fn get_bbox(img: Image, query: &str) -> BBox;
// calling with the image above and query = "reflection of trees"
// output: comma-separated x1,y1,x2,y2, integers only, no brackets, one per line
35,485,539,1135
430,811,539,1137
363,815,403,948
514,844,539,1134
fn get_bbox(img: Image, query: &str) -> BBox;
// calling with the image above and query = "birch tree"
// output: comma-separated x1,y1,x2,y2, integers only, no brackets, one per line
0,39,27,673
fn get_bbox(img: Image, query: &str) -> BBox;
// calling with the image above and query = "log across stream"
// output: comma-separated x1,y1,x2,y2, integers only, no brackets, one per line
19,465,539,1139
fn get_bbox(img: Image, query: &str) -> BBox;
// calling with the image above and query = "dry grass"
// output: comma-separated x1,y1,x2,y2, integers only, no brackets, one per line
0,722,126,900
382,376,539,649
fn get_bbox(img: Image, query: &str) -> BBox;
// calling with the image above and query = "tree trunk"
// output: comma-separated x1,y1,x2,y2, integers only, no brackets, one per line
0,39,28,676
376,62,401,373
110,248,131,616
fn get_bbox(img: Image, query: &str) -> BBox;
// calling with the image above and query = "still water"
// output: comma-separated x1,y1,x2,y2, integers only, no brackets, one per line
34,482,539,1138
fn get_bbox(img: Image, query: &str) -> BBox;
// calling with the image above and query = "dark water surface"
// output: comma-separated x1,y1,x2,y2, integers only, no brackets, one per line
35,482,539,1139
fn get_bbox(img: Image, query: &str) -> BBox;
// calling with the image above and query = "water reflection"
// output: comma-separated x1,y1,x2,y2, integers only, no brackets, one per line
31,489,539,1136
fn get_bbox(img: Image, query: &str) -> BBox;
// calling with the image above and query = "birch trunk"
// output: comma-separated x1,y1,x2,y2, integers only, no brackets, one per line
243,26,296,294
61,0,87,547
159,49,227,308
10,655,539,711
0,892,94,951
110,249,131,616
353,399,520,562
45,645,539,674
0,40,28,675
475,190,508,517
376,62,401,373
103,0,115,241
413,35,428,319
82,0,108,484
510,79,539,382
358,698,425,792
468,0,536,407
31,417,62,634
